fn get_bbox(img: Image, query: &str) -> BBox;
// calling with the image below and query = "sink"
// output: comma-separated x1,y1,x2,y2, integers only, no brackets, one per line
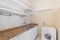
23,25,33,30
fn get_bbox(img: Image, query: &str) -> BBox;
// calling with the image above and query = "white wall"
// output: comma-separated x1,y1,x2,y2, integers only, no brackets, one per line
56,0,60,8
55,9,60,40
32,0,57,11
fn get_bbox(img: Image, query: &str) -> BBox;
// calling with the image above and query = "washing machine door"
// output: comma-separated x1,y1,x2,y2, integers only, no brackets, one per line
41,27,56,40
45,34,51,40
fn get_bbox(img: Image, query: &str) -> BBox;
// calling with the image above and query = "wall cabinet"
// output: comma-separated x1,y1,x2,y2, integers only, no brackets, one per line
10,27,38,40
0,8,31,31
0,15,25,31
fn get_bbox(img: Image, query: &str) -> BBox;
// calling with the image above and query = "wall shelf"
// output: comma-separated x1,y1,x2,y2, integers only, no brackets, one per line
0,0,30,12
0,8,29,17
0,0,33,15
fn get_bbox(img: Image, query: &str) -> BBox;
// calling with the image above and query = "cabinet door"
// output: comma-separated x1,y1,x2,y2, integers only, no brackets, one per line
18,32,30,40
18,27,38,40
10,35,19,40
1,16,9,30
26,27,38,40
18,33,25,40
18,30,32,40
23,31,32,40
10,27,38,40
31,27,38,40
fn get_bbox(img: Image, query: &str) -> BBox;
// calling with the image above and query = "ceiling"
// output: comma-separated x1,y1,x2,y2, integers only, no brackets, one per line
28,0,40,3
0,0,32,12
0,0,58,13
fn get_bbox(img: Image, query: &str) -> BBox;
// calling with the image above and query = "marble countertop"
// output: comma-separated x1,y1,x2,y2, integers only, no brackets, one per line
0,23,38,40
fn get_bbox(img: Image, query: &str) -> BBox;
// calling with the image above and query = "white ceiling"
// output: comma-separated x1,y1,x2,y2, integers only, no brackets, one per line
28,0,40,3
0,0,58,12
0,0,31,12
30,0,58,11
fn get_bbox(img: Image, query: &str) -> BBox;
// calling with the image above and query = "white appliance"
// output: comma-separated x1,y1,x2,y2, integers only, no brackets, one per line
41,27,56,40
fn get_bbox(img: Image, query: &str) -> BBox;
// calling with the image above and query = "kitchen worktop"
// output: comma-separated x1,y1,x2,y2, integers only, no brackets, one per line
0,23,38,40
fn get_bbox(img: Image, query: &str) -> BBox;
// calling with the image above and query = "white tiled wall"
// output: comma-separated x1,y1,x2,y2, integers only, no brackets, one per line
0,15,24,31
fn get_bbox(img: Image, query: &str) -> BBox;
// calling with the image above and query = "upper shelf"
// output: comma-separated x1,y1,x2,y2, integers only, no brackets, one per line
0,0,33,15
0,0,33,16
0,7,29,17
0,0,31,13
